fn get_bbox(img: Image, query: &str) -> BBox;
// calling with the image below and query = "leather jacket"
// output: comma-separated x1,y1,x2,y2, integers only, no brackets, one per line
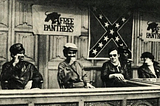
138,62,160,78
101,60,130,87
1,60,43,89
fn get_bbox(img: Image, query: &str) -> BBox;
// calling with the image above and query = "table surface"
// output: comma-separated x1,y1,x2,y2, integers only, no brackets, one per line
130,78,160,86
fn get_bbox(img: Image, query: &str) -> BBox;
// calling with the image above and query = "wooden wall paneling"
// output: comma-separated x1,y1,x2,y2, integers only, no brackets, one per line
0,0,10,76
152,42,160,63
0,0,9,28
154,42,157,60
48,69,59,89
0,0,13,89
136,12,141,66
7,0,12,61
48,35,68,68
152,42,156,59
74,36,89,59
139,14,142,62
158,42,160,61
38,35,49,89
81,7,89,35
15,0,32,30
94,60,107,87
48,35,68,88
94,68,103,87
0,32,8,67
0,0,9,66
155,42,158,60
54,35,68,59
132,11,139,66
11,0,15,46
131,12,137,78
132,11,141,78
74,36,80,59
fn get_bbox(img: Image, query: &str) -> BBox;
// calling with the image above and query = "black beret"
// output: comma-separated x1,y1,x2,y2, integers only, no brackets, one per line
141,52,154,60
118,46,129,53
10,43,25,55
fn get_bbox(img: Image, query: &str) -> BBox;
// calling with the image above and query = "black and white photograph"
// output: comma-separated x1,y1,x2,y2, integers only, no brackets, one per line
0,0,160,106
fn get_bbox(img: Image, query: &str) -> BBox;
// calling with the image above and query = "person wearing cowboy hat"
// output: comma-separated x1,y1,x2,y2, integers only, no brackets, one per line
57,43,95,88
138,52,160,78
1,43,43,89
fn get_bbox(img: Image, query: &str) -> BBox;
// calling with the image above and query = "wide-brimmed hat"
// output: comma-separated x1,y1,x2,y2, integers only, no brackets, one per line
118,46,129,53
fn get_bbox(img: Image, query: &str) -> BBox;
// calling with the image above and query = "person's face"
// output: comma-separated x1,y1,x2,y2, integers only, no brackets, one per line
109,50,119,63
66,50,77,61
16,53,24,61
123,50,129,57
143,57,153,65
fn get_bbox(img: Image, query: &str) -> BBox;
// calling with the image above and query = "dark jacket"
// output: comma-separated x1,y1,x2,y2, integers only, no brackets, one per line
58,60,89,88
1,60,43,89
101,60,130,87
138,62,160,78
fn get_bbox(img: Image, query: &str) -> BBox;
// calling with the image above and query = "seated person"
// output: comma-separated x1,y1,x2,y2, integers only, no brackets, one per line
118,46,132,78
1,43,43,89
57,43,94,88
138,52,160,78
101,47,130,87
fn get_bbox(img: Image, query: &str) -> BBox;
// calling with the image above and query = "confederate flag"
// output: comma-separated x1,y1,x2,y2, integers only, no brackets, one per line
88,6,133,59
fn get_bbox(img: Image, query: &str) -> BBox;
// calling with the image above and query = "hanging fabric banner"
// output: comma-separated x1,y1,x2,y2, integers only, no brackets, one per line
32,5,81,36
88,6,133,59
141,12,160,42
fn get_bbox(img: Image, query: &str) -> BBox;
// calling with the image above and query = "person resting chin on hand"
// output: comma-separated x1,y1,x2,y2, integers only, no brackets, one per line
58,43,95,88
1,43,43,90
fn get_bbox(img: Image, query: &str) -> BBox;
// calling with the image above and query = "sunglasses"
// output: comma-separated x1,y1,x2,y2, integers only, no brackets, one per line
109,54,117,57
67,51,76,57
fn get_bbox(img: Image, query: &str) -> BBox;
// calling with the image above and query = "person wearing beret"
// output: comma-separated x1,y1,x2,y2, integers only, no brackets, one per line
138,52,160,78
1,43,43,89
57,43,95,88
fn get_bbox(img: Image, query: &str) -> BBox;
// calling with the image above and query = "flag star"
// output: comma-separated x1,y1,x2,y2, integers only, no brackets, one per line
104,36,109,41
99,14,103,19
122,18,126,22
120,43,124,46
98,42,103,48
110,29,114,35
115,23,120,28
105,22,109,27
115,36,120,41
92,49,97,54
93,7,97,11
